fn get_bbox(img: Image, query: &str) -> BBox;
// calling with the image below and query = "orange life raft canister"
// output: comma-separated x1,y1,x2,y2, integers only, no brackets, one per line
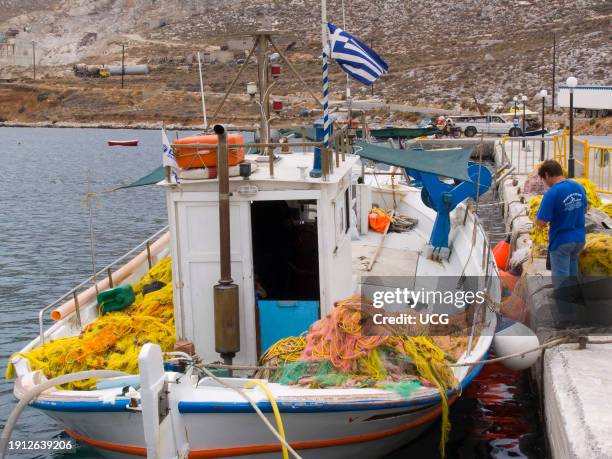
174,134,245,169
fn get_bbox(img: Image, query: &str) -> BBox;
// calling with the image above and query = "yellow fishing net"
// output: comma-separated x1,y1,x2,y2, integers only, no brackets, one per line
528,195,548,256
528,178,603,256
579,233,612,276
600,202,612,219
572,178,602,208
258,294,462,455
6,257,175,390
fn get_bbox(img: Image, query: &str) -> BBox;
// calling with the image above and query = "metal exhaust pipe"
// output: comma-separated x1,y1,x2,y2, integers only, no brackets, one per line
213,125,240,372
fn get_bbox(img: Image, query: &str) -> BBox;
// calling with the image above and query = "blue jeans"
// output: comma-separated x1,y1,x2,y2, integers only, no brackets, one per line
550,241,584,287
550,242,584,321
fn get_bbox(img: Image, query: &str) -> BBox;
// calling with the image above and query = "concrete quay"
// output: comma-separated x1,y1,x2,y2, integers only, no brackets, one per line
495,140,612,459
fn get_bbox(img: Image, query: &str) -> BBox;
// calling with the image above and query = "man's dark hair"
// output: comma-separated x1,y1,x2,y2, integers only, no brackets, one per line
538,160,564,179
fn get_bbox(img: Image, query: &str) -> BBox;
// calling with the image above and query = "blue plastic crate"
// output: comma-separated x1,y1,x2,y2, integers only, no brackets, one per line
257,300,319,353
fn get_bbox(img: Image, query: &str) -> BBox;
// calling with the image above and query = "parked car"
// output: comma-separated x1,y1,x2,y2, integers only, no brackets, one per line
447,115,520,137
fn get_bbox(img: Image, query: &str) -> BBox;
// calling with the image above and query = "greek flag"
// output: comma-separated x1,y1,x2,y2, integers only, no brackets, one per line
162,128,180,183
327,23,388,86
162,128,178,169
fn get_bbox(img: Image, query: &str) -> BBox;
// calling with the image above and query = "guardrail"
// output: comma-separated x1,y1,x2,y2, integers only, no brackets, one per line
38,226,169,345
502,132,611,194
576,138,611,195
500,135,556,174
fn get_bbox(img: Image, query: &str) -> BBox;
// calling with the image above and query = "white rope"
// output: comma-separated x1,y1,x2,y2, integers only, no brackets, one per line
194,364,302,459
449,336,612,367
0,370,128,458
371,169,390,209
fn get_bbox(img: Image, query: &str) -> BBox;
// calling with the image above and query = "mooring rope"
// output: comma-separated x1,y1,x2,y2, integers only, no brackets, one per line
192,363,302,459
449,336,612,367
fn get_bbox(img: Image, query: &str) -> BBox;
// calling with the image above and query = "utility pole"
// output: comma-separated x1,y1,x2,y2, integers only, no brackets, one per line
32,41,36,80
121,44,125,89
551,32,556,113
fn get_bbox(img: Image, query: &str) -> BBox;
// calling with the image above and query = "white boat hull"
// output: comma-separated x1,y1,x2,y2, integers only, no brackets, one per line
20,333,491,459
34,376,478,459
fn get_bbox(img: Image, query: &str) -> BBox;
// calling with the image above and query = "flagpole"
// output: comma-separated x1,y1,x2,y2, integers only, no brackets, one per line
341,0,350,101
311,0,329,178
341,0,352,130
197,52,208,131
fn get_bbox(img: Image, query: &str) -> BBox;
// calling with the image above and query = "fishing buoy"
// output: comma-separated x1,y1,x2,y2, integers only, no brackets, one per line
499,269,518,293
492,240,511,270
494,317,540,370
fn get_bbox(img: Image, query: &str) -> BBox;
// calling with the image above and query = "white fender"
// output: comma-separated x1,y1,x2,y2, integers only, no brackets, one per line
494,319,540,370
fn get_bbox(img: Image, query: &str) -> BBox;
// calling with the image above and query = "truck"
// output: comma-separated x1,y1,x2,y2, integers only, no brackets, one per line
557,85,612,117
73,63,110,78
445,114,518,137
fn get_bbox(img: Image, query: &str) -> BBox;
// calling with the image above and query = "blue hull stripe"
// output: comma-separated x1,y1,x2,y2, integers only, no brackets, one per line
29,353,488,414
179,355,487,414
30,399,132,412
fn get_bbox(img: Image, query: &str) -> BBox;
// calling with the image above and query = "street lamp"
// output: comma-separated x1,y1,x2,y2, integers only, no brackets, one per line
539,89,548,160
566,76,577,177
512,96,519,135
521,95,527,147
246,82,258,98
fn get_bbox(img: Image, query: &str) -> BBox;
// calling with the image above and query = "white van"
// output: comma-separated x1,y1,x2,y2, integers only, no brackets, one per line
447,115,519,137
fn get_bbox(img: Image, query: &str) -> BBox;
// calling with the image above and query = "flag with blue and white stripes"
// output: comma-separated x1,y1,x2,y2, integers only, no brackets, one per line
162,128,178,169
327,23,388,86
162,128,180,183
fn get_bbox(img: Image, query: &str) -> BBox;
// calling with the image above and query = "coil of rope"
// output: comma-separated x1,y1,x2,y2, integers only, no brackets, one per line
390,214,418,233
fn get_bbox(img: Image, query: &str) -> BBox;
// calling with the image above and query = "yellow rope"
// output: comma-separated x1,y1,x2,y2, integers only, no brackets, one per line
244,380,289,459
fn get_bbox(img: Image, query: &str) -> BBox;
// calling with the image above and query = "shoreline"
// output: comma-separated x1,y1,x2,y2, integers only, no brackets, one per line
0,120,231,131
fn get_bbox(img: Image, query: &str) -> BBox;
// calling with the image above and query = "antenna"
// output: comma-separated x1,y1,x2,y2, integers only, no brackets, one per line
197,52,208,130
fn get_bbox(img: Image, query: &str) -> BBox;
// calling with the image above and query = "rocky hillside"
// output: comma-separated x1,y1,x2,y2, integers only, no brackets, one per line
0,0,610,112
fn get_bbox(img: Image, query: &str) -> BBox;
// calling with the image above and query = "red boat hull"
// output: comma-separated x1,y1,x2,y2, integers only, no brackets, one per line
108,140,139,146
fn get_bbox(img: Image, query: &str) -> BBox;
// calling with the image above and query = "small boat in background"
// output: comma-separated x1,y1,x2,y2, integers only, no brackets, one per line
108,139,139,146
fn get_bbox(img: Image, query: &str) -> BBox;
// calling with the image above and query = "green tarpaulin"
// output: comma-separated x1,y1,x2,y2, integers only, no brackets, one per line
354,141,473,182
115,166,164,190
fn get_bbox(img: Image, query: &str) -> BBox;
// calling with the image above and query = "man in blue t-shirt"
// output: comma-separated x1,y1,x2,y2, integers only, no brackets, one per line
535,160,587,290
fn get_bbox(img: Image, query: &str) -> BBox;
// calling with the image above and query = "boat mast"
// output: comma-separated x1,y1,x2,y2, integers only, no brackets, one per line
256,34,271,157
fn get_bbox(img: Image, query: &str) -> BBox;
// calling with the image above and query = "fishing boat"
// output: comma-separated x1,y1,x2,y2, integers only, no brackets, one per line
5,122,501,458
108,140,139,147
4,20,503,459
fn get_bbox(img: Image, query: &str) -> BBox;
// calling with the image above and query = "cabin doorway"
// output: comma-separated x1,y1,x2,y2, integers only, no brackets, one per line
250,199,320,355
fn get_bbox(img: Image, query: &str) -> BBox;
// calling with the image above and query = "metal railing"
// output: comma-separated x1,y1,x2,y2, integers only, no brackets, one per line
37,226,169,345
170,124,355,180
502,131,612,194
576,138,612,195
552,131,611,194
500,135,556,174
